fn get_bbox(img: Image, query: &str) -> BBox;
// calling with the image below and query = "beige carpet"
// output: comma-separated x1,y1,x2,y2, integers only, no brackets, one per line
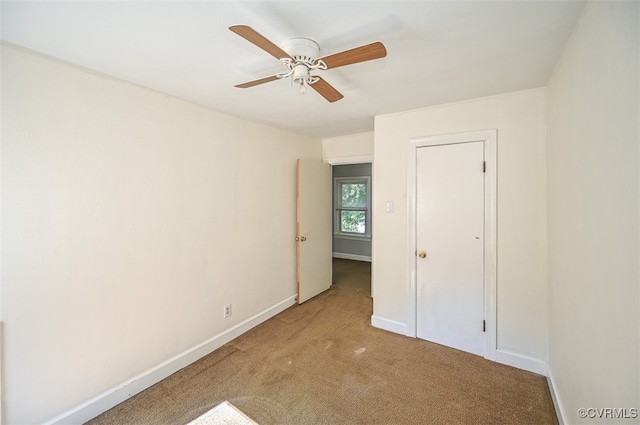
87,259,557,425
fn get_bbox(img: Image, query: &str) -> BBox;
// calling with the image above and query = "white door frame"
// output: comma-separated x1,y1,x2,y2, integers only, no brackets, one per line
406,129,497,361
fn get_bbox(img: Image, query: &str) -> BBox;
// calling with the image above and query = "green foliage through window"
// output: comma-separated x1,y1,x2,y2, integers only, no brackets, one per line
335,179,369,235
340,210,366,233
341,183,367,208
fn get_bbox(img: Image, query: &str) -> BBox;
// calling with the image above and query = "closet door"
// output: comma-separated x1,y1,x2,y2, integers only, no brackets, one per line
416,142,485,356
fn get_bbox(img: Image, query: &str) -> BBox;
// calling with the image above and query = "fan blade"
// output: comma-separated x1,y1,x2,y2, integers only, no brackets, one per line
310,77,344,103
234,75,280,88
229,25,292,61
317,41,387,69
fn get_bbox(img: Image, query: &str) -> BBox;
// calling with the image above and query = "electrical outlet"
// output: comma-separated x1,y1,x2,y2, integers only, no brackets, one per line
224,304,232,318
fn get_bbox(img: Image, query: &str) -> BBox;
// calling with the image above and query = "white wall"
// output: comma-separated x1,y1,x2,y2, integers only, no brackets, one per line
546,2,639,423
323,133,374,261
322,132,373,164
373,89,548,364
1,44,320,424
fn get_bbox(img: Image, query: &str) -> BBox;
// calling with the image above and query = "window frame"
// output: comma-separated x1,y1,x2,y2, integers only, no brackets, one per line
333,176,371,239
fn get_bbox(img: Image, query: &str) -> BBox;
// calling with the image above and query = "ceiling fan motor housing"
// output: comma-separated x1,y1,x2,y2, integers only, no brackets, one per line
282,37,320,63
282,37,321,87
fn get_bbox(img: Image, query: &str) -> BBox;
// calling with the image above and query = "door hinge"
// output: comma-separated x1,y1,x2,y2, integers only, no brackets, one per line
483,320,486,332
483,161,486,173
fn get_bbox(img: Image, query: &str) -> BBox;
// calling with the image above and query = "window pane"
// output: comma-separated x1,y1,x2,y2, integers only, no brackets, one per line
341,183,367,208
340,210,366,234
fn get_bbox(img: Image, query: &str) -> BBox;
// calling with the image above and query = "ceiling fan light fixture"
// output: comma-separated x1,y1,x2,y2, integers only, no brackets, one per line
292,63,309,94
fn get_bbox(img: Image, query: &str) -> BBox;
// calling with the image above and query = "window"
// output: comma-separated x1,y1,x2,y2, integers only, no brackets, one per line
334,177,371,237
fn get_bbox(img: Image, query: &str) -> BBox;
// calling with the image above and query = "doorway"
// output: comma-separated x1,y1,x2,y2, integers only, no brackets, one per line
331,163,372,295
407,130,497,360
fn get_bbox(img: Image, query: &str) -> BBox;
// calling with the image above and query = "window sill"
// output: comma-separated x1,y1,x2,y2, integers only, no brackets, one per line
333,234,372,242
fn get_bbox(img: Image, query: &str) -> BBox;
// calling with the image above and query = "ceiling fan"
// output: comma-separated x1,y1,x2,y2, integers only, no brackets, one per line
229,25,387,102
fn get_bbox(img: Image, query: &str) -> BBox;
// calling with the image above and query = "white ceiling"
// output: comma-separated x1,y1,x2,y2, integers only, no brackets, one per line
1,1,585,139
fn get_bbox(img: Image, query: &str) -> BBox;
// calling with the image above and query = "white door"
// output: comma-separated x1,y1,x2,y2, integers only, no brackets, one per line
416,142,485,356
296,159,332,304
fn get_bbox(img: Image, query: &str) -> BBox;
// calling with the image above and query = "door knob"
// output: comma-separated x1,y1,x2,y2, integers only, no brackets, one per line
300,236,307,242
295,237,299,241
418,251,427,258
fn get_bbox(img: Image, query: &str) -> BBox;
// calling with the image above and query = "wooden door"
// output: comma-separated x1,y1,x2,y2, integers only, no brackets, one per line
416,142,485,356
296,159,332,304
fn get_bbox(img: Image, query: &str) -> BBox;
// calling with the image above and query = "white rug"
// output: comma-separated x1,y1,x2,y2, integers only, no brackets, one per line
188,401,258,425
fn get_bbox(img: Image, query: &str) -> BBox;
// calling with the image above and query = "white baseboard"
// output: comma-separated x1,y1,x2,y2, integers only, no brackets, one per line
546,365,567,425
43,295,298,425
495,348,548,375
495,350,566,423
332,252,372,262
371,322,549,376
371,315,408,335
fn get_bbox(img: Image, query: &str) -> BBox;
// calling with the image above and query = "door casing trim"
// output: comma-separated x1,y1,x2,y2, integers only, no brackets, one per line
406,129,497,361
